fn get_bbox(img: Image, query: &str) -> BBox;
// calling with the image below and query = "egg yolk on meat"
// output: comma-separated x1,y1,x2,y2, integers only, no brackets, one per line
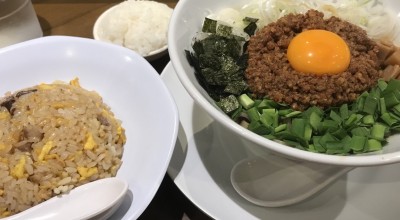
287,30,351,75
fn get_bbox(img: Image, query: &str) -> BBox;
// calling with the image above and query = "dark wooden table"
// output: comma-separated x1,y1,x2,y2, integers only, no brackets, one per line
31,1,212,219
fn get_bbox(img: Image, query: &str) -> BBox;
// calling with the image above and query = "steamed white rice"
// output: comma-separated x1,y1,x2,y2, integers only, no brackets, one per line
99,0,173,56
0,79,126,217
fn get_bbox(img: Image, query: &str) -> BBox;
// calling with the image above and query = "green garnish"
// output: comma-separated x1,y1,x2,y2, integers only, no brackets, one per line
238,94,255,109
185,18,249,104
243,17,259,36
218,95,240,113
230,79,400,155
202,17,217,33
217,24,233,37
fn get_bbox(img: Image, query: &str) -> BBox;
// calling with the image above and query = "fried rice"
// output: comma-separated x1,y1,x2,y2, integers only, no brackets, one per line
0,78,126,217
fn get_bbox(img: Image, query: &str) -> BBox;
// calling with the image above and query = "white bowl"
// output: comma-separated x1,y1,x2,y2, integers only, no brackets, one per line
0,36,179,219
168,0,400,166
93,1,171,61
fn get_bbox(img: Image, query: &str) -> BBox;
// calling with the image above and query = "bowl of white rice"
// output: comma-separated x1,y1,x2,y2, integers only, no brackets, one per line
93,0,173,61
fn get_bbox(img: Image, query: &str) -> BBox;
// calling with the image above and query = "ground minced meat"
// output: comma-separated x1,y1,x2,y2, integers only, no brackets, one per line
245,10,382,110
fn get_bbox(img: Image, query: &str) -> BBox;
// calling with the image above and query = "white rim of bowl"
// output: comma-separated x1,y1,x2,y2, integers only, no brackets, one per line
168,0,400,167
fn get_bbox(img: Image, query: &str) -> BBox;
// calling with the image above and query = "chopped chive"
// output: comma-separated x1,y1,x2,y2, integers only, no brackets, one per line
319,133,338,147
238,94,254,109
246,107,260,122
309,111,322,131
344,113,359,127
340,104,349,119
381,112,398,126
392,104,400,116
284,111,302,118
341,136,352,153
349,135,367,152
379,97,387,114
356,94,367,111
329,110,343,123
260,109,278,127
326,138,351,154
371,123,387,140
278,109,294,116
383,79,400,94
312,136,326,153
383,92,399,108
321,120,339,132
331,128,348,139
366,139,382,152
304,123,312,142
291,118,306,138
378,79,388,91
325,143,343,154
363,96,378,115
258,99,278,109
248,121,270,135
362,115,375,125
308,144,318,153
351,127,370,136
274,124,287,133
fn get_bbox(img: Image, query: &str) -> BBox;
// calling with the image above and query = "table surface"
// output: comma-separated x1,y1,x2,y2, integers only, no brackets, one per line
31,0,212,219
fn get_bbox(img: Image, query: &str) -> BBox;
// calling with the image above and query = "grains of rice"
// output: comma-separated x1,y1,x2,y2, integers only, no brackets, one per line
98,0,173,56
0,79,126,217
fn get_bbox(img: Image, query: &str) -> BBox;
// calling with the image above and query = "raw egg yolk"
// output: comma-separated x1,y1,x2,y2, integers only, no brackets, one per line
287,30,351,75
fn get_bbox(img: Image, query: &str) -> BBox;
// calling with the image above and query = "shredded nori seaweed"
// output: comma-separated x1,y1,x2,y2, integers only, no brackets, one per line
243,17,259,36
202,17,218,33
217,24,233,37
186,18,252,105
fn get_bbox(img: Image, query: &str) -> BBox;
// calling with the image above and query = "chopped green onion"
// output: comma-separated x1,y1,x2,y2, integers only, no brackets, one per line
260,109,278,127
274,124,287,133
248,121,270,135
290,118,306,138
351,127,370,136
321,120,339,132
363,96,378,115
392,104,400,116
284,111,302,118
371,123,387,140
329,110,342,123
340,104,349,119
378,79,388,91
366,139,382,152
247,107,260,122
383,92,400,108
379,97,387,114
349,136,367,152
238,94,254,109
312,136,326,153
381,112,398,126
362,115,375,125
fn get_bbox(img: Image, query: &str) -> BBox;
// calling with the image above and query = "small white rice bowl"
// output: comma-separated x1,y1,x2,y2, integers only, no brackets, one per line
94,0,173,59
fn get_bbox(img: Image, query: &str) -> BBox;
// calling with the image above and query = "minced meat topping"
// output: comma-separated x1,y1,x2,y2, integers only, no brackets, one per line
245,10,382,110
